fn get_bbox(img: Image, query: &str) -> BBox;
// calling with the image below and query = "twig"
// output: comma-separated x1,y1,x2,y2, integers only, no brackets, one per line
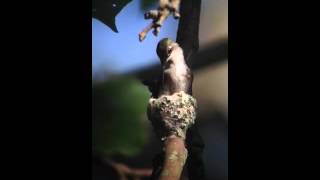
97,155,152,180
139,0,181,42
109,160,152,180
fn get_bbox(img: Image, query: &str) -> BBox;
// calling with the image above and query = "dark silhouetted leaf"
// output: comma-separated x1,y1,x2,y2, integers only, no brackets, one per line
92,0,132,32
140,0,156,11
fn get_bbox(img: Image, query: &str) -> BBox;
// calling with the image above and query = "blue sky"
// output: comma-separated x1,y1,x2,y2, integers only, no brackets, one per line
92,0,179,74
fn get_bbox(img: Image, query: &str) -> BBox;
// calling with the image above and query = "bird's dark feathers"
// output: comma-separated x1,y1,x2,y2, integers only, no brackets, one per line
142,75,162,98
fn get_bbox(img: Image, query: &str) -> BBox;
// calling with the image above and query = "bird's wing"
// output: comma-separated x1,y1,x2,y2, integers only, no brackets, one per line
142,76,161,98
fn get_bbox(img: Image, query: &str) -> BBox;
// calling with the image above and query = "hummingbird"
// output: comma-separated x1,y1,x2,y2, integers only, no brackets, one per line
144,38,205,180
144,38,193,98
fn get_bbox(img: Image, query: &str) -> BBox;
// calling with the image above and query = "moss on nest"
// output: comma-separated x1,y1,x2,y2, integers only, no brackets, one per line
147,91,197,141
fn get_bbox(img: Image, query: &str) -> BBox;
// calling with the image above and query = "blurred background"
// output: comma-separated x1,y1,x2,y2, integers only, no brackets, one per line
92,0,228,179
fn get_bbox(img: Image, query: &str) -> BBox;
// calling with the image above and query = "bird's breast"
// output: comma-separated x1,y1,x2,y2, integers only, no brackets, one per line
175,63,188,75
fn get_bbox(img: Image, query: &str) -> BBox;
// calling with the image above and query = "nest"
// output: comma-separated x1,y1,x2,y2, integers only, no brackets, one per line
147,91,197,141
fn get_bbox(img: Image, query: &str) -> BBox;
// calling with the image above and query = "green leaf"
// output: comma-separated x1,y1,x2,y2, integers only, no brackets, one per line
92,77,150,156
92,0,132,32
140,0,156,11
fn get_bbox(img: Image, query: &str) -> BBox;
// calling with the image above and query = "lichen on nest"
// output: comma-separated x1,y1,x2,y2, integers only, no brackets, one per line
147,91,197,141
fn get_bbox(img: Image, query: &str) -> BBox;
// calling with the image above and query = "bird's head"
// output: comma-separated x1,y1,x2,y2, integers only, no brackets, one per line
156,38,180,64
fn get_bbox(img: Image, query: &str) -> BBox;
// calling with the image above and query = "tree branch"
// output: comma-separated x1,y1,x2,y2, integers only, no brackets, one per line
159,136,188,180
176,0,201,61
176,1,206,180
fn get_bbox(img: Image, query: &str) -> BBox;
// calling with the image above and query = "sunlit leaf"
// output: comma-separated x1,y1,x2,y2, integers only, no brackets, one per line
92,77,150,156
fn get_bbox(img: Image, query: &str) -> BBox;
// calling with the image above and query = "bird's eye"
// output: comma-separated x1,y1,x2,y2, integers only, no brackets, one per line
167,47,173,55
